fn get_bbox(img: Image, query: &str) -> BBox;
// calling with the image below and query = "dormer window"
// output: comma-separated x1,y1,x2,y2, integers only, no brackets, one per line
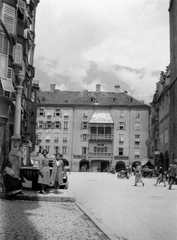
112,98,117,102
90,97,95,102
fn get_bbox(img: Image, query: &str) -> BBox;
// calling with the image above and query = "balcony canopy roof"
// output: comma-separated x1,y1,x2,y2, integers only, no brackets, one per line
89,110,113,124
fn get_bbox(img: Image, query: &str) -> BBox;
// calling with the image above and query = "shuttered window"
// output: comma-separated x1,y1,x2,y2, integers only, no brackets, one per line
13,43,23,65
0,32,9,78
2,3,16,35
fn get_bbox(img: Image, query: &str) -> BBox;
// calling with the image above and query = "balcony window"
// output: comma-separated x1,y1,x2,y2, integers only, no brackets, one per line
62,146,67,155
135,122,140,131
135,150,140,159
46,121,52,129
119,148,123,156
81,122,88,130
38,121,43,128
54,134,59,143
39,109,45,116
119,122,125,130
63,137,67,143
82,147,87,155
63,121,68,131
47,111,52,119
46,146,50,152
45,135,50,143
119,134,124,145
135,134,140,146
83,113,87,120
135,111,140,118
64,113,69,120
54,146,59,154
81,134,87,142
55,121,61,129
55,109,61,117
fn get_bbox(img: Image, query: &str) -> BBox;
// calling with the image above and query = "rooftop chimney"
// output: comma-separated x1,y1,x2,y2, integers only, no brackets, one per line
50,84,56,92
96,84,101,93
115,85,120,93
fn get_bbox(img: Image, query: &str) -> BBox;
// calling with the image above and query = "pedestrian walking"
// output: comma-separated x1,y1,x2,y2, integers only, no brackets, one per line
38,149,50,194
134,163,144,187
154,166,166,187
168,161,177,190
167,164,172,184
50,153,63,194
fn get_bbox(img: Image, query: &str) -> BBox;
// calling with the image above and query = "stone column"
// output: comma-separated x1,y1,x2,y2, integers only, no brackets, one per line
9,73,25,177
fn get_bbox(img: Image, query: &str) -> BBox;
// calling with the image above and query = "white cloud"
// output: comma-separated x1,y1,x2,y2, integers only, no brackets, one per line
34,0,169,103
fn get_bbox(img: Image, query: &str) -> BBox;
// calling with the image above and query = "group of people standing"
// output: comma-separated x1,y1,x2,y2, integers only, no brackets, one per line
1,150,66,196
38,150,65,194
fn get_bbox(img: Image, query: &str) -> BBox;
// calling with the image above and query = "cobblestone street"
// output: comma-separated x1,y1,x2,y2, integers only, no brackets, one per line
0,200,109,240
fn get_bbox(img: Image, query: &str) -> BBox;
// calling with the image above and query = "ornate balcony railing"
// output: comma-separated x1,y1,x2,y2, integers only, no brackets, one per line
88,152,113,157
89,134,113,141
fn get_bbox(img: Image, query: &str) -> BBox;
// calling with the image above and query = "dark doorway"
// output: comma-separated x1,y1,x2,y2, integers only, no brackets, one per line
115,161,126,172
80,159,89,172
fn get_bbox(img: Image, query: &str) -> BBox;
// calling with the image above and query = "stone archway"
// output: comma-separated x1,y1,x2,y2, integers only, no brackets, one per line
79,159,89,172
115,161,125,172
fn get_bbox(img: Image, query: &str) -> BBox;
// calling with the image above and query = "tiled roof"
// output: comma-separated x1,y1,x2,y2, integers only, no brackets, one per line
38,90,148,107
89,110,113,123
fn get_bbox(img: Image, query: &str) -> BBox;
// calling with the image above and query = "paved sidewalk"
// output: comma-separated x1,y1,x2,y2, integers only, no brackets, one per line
0,199,110,240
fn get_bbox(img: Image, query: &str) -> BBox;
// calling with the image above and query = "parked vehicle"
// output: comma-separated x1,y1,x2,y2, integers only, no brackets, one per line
108,167,116,174
117,169,129,179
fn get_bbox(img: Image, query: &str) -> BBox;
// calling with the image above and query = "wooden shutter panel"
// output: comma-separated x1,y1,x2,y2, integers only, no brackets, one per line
13,43,22,65
2,3,16,35
0,32,9,78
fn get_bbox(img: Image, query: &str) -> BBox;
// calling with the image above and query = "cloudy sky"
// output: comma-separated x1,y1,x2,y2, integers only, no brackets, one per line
34,0,169,104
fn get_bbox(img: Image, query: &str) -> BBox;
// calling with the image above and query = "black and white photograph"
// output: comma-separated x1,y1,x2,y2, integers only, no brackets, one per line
0,1,176,240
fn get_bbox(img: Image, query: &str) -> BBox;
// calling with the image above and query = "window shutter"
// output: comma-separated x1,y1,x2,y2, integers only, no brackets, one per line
2,3,16,35
13,43,23,65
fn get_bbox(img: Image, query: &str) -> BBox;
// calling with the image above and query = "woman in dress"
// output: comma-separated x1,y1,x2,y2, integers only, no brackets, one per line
50,153,63,194
38,149,50,194
134,163,144,187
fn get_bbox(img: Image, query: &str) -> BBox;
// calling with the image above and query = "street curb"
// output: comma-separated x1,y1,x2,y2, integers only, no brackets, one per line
76,202,119,240
0,190,75,202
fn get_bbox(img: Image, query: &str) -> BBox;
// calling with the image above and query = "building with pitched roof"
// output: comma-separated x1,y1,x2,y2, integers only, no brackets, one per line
36,84,150,172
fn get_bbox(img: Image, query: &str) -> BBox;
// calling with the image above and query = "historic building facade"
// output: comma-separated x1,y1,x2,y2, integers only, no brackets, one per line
0,0,39,168
169,0,177,161
150,69,170,171
36,84,150,172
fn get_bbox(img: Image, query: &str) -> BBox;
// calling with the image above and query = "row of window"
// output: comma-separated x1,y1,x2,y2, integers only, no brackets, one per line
38,109,141,119
38,145,140,159
38,121,141,131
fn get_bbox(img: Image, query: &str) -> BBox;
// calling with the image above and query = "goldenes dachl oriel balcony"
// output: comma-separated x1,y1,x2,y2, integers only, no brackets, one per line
89,134,113,141
88,152,113,157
